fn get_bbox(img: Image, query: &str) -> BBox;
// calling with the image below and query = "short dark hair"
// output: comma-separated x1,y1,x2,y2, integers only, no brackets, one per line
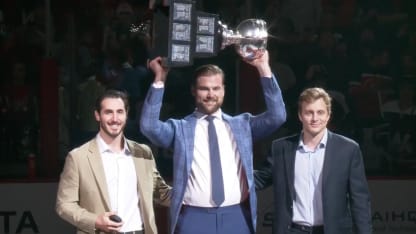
95,89,130,113
192,64,225,87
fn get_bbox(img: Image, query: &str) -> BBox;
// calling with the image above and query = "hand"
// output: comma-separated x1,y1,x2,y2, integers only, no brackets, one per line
242,50,272,78
95,212,123,233
148,56,169,83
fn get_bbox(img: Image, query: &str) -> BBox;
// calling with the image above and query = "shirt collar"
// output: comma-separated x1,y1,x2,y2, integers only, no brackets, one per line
194,109,223,120
96,133,131,155
298,128,328,150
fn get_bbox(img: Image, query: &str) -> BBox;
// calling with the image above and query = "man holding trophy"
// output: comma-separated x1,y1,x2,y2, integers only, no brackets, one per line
138,0,286,233
140,14,286,234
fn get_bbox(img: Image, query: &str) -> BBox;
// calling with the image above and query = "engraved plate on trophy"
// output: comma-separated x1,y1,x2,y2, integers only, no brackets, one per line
196,35,215,53
172,2,192,22
197,16,216,34
194,12,219,57
171,44,191,63
172,23,192,41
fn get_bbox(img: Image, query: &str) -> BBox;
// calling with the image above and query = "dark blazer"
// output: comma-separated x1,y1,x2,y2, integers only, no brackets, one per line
255,130,372,234
140,75,286,234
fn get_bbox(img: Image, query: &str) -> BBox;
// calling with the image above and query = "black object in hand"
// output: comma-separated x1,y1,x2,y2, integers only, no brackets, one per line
109,215,122,223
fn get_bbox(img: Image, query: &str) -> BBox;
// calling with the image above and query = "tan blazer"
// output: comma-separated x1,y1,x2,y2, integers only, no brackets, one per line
56,137,171,234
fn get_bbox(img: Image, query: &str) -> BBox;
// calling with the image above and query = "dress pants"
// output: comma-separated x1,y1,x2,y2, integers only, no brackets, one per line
174,202,253,234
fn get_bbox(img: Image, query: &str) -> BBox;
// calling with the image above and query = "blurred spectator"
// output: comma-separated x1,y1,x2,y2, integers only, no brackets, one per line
321,0,357,32
116,37,151,141
277,0,322,36
381,78,416,116
301,29,352,94
110,1,136,45
379,79,416,174
0,61,38,162
74,63,107,147
348,73,393,126
77,26,103,83
397,52,416,79
266,31,297,94
1,0,415,179
203,0,245,25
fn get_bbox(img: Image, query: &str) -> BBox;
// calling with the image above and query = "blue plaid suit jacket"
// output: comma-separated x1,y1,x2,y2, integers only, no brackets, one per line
140,75,286,234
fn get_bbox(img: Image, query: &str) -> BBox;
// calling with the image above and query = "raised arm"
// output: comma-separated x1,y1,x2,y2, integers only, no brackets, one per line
140,57,175,148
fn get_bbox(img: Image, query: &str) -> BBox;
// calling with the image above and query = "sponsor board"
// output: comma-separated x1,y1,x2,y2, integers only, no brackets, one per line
257,180,416,234
0,183,74,234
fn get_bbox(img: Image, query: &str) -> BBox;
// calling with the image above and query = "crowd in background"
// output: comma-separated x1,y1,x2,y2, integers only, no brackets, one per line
0,0,415,179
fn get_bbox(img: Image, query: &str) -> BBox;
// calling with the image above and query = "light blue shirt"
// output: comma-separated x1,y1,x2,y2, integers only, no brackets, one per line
292,129,328,226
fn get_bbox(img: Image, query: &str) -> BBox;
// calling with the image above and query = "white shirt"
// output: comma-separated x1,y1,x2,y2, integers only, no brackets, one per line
97,134,143,232
292,129,327,226
183,110,249,207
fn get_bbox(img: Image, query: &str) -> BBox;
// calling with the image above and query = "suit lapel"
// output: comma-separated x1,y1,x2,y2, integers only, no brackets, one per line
87,139,111,211
285,136,299,199
129,141,148,212
183,115,197,175
321,131,333,189
222,115,246,166
224,116,241,145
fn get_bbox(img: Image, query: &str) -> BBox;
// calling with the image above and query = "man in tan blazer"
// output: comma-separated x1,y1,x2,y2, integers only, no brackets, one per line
56,89,171,234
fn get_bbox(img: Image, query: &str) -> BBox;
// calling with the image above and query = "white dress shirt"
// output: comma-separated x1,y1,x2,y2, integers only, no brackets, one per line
97,134,143,232
292,129,328,226
183,109,249,207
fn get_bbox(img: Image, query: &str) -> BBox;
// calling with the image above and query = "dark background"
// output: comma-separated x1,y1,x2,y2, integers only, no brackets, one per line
0,0,415,181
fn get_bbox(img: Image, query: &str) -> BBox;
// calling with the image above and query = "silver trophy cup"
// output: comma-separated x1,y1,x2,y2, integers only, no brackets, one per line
219,19,268,60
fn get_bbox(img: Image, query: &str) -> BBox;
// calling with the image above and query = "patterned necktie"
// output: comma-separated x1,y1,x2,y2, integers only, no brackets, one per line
206,115,224,206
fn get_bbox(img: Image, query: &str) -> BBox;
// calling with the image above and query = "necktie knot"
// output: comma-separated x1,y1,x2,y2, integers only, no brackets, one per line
206,115,215,122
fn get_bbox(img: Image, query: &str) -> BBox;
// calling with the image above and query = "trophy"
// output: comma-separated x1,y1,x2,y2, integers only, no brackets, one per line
218,18,268,60
131,0,268,67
